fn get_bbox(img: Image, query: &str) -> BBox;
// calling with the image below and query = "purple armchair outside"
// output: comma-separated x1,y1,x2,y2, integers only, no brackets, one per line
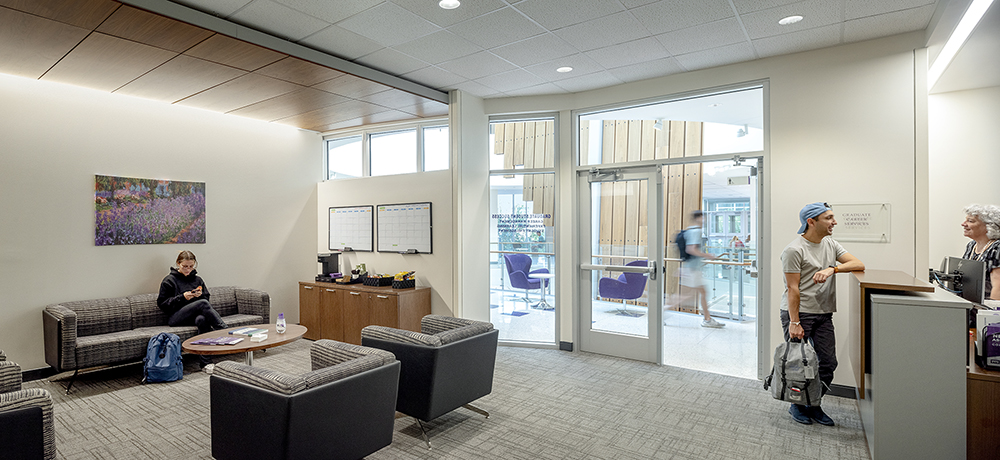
503,253,549,308
598,260,648,317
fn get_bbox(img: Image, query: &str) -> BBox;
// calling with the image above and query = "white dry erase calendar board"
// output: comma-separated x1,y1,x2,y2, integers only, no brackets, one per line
829,203,890,243
377,202,432,253
329,206,374,251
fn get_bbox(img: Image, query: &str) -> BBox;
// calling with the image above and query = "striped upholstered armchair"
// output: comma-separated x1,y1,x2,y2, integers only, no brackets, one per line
0,350,56,460
362,315,499,448
209,340,400,460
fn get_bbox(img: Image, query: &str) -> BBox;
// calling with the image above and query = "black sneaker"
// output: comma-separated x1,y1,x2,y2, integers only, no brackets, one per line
807,405,835,426
789,404,812,424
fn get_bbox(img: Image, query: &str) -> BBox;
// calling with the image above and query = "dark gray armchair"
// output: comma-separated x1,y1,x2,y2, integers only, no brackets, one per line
210,340,400,460
362,315,498,448
0,350,55,460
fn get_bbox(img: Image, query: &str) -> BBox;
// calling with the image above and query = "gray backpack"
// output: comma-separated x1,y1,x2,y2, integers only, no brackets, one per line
763,340,822,406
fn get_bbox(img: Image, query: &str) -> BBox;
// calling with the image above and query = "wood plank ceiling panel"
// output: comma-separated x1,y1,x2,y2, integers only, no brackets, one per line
397,99,449,117
114,54,245,103
313,74,393,99
0,0,118,29
311,110,415,133
274,99,390,129
96,5,214,52
0,7,89,78
256,56,344,86
176,72,299,113
184,34,285,71
229,87,351,122
41,32,177,92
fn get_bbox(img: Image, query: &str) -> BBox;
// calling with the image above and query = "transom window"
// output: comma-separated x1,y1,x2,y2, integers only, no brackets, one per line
324,120,448,180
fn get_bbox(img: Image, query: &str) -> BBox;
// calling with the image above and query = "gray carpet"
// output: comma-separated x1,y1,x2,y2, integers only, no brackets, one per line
25,341,870,459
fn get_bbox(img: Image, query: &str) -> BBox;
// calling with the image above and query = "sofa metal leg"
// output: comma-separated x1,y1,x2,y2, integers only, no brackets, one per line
416,419,432,449
462,403,490,419
65,370,78,395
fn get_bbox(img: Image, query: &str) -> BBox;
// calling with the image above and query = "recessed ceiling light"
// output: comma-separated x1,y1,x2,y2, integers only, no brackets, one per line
778,15,803,25
439,0,460,9
556,66,573,73
709,103,721,107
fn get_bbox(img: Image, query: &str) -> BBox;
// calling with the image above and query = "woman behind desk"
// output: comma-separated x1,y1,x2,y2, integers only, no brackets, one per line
961,204,1000,300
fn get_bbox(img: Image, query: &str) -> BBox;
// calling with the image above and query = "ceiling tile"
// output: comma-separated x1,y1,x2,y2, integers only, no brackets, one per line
731,0,802,15
275,0,384,23
620,0,659,7
0,7,89,79
114,54,245,103
337,2,440,47
176,72,299,112
553,71,624,93
401,66,467,89
452,79,501,98
607,57,684,83
397,99,449,117
631,0,734,35
41,32,177,92
96,5,214,53
552,11,648,51
674,41,757,71
741,0,843,40
0,0,118,29
514,0,625,30
393,30,481,65
228,86,349,121
844,4,935,43
360,88,427,109
751,23,841,57
171,0,253,17
313,74,393,98
447,7,546,49
490,33,578,68
184,34,286,71
524,53,603,81
438,51,517,80
229,0,329,41
299,26,383,60
845,0,935,20
356,47,428,75
255,56,344,86
655,18,747,56
585,37,670,69
391,0,508,28
503,82,569,97
475,69,545,93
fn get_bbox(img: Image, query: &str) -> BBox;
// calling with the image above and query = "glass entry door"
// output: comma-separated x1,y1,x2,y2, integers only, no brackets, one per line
578,166,663,363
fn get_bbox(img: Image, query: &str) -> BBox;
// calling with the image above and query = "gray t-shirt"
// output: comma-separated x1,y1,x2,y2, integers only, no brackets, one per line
780,236,848,314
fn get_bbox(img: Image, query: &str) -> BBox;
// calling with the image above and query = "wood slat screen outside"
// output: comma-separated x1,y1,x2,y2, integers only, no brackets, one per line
492,120,555,227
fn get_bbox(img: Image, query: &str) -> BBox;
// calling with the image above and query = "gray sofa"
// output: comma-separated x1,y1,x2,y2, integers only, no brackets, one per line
43,286,269,389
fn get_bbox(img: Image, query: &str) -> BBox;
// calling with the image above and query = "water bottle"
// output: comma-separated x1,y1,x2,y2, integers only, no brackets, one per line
276,313,286,334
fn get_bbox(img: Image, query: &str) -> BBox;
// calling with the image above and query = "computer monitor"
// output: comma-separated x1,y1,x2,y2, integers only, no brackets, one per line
946,256,986,305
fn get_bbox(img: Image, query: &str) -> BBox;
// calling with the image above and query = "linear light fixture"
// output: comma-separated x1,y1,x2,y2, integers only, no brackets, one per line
928,0,995,88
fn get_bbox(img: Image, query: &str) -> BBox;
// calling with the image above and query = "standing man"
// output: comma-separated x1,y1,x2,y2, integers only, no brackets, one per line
675,210,725,328
781,202,864,425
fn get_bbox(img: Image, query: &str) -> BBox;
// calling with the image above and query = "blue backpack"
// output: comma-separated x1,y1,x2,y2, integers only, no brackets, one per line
143,332,183,383
675,228,692,261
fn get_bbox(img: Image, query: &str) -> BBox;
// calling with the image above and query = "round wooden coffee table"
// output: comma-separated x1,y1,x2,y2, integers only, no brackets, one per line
182,324,307,366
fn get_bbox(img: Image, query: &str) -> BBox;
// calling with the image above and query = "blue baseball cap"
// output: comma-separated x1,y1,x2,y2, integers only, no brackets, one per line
798,202,831,234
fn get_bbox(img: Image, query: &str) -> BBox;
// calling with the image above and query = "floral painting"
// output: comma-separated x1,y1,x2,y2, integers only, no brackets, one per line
95,175,206,246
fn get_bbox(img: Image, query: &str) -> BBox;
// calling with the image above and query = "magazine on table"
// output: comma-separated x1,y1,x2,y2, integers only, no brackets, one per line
228,327,268,337
191,336,244,346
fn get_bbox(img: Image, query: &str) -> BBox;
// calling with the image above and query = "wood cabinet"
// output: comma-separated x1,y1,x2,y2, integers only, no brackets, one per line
298,281,431,345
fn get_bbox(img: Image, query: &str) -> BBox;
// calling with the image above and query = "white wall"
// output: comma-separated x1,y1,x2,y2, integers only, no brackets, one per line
0,73,320,371
928,85,1000,264
316,170,455,315
483,32,926,387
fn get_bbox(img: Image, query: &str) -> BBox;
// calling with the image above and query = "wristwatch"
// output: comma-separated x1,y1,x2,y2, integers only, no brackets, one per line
790,321,801,326
829,264,838,273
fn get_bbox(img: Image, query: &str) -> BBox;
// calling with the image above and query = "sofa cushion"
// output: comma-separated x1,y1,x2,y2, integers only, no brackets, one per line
75,330,153,368
221,314,264,328
62,298,132,337
133,326,201,343
210,286,238,317
128,293,168,329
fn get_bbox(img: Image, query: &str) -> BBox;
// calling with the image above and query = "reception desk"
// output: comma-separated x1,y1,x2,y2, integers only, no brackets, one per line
849,270,970,460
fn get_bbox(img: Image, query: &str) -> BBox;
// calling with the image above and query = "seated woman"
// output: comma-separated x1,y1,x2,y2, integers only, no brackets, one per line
961,204,1000,301
157,251,227,368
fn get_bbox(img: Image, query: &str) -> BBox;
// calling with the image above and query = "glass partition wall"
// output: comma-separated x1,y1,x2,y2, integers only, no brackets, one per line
489,118,556,344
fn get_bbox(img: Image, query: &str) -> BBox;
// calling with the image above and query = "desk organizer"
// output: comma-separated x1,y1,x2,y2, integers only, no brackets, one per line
392,279,415,289
364,276,393,287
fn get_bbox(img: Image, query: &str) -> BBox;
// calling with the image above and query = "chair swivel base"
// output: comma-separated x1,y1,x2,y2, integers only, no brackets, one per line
410,403,490,449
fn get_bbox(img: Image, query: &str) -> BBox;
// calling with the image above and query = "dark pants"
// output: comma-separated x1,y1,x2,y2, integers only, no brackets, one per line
780,310,837,398
168,299,225,334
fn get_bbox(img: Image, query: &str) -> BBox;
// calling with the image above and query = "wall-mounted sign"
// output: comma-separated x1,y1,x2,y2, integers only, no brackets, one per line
830,203,890,243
